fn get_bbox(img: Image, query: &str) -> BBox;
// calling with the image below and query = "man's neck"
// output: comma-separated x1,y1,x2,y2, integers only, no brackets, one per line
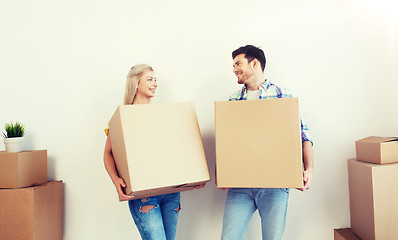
245,74,265,91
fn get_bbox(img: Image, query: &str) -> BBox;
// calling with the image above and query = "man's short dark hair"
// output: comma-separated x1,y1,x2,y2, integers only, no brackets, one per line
232,45,266,72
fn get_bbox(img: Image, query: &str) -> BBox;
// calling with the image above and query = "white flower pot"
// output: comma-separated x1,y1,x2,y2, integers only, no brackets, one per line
4,137,24,153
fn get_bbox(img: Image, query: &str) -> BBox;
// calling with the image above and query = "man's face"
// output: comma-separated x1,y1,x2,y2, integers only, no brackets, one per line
233,53,255,85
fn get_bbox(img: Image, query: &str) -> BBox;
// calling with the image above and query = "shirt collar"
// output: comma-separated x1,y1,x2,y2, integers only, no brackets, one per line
239,79,270,100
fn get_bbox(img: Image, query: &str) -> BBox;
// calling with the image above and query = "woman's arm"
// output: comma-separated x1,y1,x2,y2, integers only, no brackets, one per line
104,134,134,200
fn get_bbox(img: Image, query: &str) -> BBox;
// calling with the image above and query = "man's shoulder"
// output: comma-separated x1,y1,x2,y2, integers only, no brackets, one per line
228,88,244,101
264,81,294,98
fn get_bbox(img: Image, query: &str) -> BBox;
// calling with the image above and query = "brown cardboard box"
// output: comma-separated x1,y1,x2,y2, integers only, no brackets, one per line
108,102,210,201
334,228,361,240
355,136,398,164
347,159,398,240
0,150,47,188
0,181,63,240
215,98,303,188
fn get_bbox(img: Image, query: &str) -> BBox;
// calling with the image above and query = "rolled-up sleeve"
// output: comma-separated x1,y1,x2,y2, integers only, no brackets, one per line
300,118,313,144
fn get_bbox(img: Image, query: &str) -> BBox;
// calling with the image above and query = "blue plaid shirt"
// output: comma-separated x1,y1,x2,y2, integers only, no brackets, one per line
229,80,313,144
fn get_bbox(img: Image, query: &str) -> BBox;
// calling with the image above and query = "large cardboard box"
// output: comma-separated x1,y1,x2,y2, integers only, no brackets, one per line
215,98,303,188
108,102,210,201
355,136,398,164
334,228,361,240
0,181,63,240
0,150,47,188
347,159,398,240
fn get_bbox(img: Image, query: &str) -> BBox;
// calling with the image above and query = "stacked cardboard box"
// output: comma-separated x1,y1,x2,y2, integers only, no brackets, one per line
0,150,47,188
0,150,63,240
345,137,398,240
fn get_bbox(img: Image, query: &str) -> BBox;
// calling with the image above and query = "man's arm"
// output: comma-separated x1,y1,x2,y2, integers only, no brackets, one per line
299,140,314,191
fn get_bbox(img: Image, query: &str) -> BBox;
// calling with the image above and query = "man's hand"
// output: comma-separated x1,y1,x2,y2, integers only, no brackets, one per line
298,140,314,192
297,169,313,191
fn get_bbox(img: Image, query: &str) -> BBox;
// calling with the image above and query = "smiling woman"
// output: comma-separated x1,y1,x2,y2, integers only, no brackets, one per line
103,64,181,240
133,70,158,104
123,64,157,105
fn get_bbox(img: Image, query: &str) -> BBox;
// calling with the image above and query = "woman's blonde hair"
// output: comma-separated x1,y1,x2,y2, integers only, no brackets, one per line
123,64,154,105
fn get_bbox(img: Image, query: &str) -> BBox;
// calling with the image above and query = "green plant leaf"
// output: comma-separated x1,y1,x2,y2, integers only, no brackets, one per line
3,121,26,138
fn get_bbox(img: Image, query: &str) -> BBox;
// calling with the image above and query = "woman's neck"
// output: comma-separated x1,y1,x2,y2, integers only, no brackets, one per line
132,94,151,104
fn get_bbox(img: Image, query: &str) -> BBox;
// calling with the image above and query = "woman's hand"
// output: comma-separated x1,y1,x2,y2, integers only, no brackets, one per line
195,184,206,189
113,177,135,201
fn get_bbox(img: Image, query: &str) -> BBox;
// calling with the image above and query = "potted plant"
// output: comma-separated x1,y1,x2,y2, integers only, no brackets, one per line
2,122,26,153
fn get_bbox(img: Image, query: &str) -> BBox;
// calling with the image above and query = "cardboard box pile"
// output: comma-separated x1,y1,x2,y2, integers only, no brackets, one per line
344,136,398,240
215,98,303,188
0,150,63,240
108,102,210,201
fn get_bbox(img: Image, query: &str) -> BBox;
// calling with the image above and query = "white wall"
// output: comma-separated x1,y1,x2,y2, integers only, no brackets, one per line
1,1,397,239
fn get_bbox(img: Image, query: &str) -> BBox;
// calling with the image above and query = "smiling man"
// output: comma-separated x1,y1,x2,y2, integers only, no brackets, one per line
220,45,314,240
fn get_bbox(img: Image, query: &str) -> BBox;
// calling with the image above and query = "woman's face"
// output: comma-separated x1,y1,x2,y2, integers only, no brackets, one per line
136,70,157,99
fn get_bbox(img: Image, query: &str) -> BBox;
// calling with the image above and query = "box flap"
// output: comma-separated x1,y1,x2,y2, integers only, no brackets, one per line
357,136,398,143
122,179,209,201
385,138,398,143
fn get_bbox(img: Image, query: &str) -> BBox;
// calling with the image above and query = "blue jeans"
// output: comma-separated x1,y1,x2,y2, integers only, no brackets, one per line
221,188,290,240
128,192,181,240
